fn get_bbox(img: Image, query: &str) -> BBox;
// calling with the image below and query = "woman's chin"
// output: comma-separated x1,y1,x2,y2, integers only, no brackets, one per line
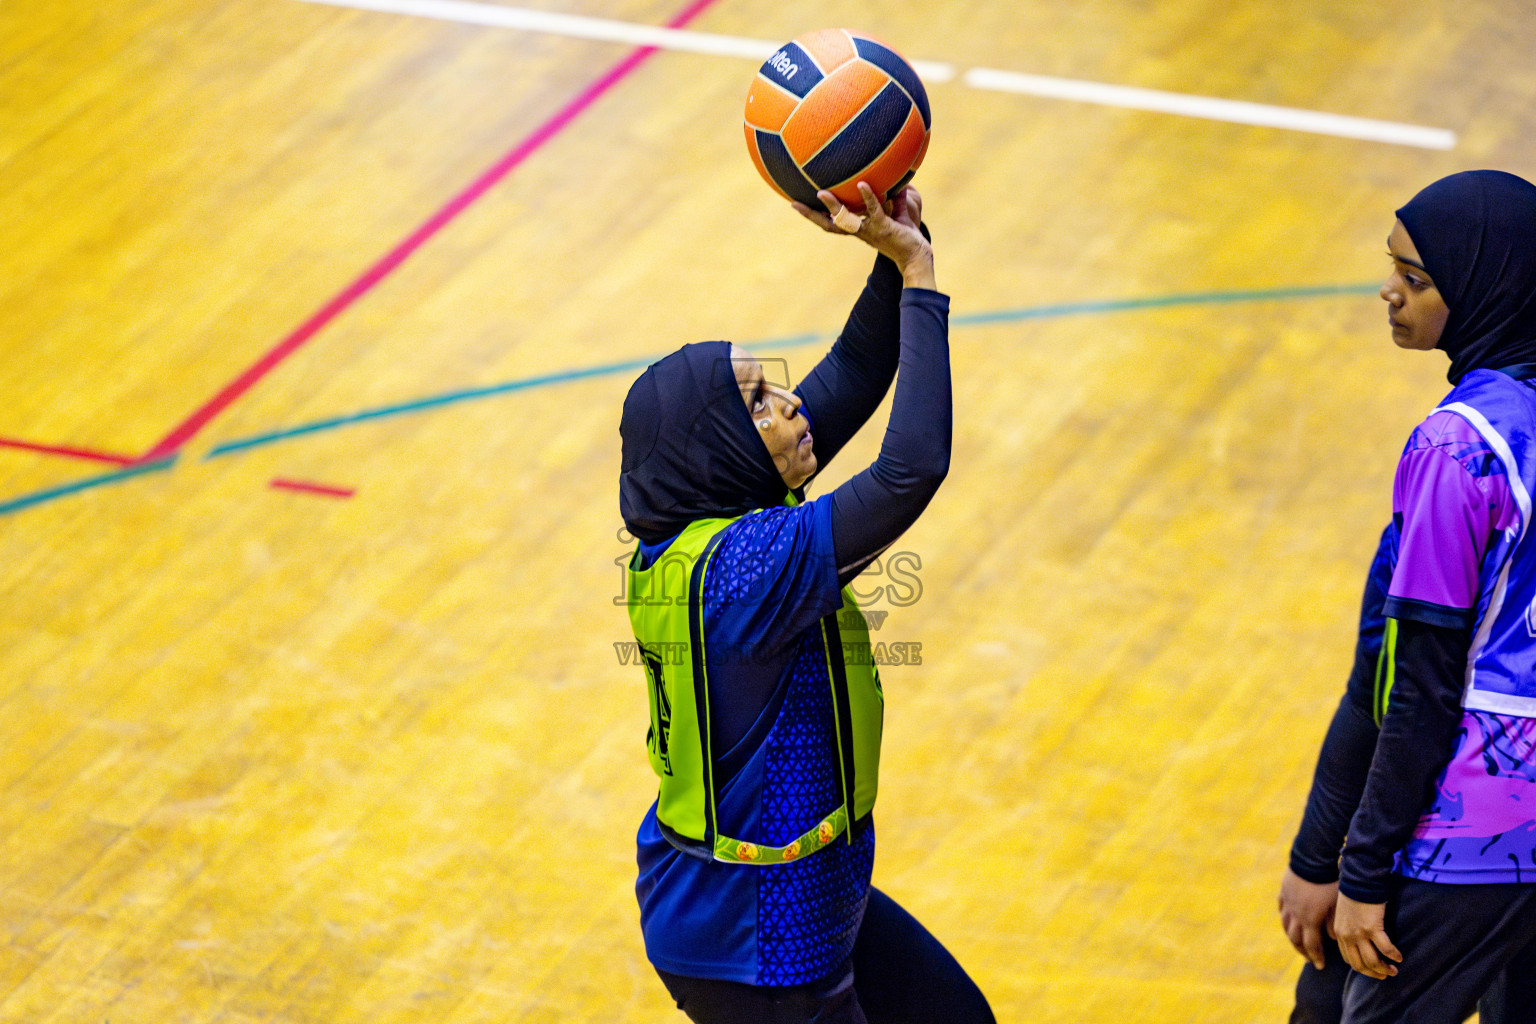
783,459,816,490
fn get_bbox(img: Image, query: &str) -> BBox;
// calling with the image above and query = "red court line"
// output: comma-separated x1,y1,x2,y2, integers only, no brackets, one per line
141,0,724,463
0,438,135,465
270,478,355,498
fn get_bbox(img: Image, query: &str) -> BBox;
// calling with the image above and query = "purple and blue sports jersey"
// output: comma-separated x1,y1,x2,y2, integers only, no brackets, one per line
1385,369,1536,884
634,498,877,985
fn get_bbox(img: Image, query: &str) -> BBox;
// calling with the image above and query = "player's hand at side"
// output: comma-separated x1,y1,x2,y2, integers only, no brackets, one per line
792,183,934,290
1329,892,1401,980
1277,868,1337,970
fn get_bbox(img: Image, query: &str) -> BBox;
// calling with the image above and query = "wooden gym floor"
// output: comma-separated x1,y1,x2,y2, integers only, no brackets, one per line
3,1,1534,1020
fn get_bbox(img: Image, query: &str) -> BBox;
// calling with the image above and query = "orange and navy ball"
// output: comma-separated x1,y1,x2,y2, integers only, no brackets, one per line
744,29,930,214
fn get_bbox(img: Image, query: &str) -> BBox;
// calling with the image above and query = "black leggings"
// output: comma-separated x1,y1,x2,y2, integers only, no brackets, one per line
1341,879,1536,1024
1290,935,1517,1024
656,888,995,1024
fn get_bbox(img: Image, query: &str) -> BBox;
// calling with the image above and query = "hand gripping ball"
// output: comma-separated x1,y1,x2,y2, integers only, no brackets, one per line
744,29,931,214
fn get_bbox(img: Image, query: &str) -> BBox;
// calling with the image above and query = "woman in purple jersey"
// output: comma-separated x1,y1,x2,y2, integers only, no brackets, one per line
1284,170,1536,1024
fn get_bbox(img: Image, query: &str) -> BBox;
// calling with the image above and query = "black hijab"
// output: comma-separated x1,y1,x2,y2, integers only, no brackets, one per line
1395,170,1536,384
619,341,789,544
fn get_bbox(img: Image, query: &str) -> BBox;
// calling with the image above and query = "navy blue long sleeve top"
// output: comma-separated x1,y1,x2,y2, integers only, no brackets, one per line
794,249,951,586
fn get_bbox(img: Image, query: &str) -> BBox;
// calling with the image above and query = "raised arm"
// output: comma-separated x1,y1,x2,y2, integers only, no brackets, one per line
792,183,947,584
794,214,935,472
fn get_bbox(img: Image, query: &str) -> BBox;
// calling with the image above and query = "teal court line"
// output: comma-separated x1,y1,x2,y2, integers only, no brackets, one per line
948,283,1376,325
206,283,1376,458
0,456,178,517
1,283,1377,516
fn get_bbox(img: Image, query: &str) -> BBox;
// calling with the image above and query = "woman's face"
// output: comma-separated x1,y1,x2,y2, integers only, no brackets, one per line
731,345,816,489
1382,219,1450,352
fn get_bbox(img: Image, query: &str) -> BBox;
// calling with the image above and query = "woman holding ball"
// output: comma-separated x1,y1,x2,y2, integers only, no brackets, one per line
617,182,994,1024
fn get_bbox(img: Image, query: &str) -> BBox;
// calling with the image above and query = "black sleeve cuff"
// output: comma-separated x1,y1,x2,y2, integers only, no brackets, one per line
1381,595,1474,630
1288,854,1340,885
1338,875,1394,904
899,288,950,312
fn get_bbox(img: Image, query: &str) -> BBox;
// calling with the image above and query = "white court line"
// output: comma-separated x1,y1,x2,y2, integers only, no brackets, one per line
963,68,1456,150
291,0,1456,150
288,0,957,79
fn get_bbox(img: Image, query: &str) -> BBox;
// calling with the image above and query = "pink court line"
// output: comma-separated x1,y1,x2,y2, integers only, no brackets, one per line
270,478,356,498
140,0,723,463
0,438,135,465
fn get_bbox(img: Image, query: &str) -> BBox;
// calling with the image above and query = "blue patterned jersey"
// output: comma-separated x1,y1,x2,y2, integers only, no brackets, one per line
634,498,876,985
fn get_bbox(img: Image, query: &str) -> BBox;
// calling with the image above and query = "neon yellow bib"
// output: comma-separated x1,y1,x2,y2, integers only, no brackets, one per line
626,509,883,865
